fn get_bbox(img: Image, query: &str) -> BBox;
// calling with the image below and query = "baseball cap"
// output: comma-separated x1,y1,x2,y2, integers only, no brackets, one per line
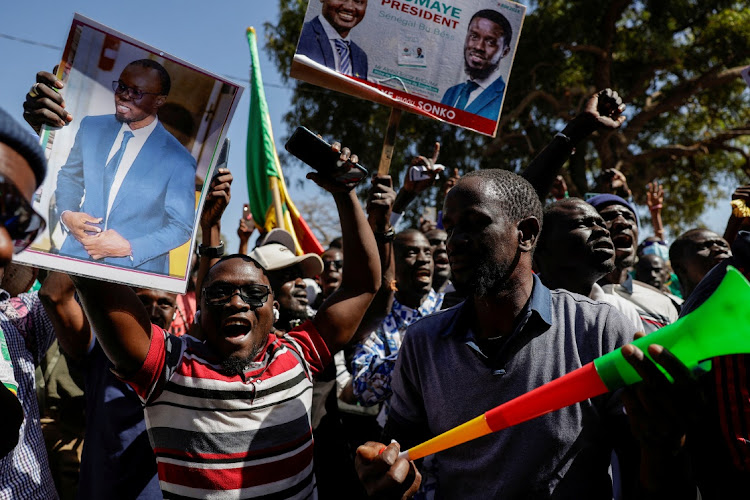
255,228,296,252
249,243,323,278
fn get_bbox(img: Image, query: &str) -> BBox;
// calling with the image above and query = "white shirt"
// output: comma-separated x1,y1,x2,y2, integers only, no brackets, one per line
464,70,502,107
590,283,642,332
105,118,158,225
318,14,353,74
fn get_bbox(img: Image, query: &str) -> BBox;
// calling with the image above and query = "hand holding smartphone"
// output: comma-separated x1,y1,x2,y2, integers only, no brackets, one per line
284,126,368,185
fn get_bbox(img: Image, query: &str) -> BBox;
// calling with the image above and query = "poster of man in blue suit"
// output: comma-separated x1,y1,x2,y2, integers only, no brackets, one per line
440,9,512,121
55,59,196,275
296,0,369,79
291,0,525,137
14,14,243,293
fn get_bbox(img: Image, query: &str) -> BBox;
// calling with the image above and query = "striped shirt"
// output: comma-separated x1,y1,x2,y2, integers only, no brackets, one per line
124,321,331,499
0,290,58,500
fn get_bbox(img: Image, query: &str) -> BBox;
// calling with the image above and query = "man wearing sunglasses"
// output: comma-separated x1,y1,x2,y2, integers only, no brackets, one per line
67,146,380,498
0,108,72,498
25,60,196,275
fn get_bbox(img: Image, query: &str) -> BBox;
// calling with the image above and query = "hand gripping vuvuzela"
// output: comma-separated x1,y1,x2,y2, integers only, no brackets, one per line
398,266,750,461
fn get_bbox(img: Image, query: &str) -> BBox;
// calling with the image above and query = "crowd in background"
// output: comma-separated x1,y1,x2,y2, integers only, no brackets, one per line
0,71,749,500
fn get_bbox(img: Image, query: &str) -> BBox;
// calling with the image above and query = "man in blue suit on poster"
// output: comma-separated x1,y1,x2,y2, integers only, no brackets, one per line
297,0,369,79
441,9,512,121
55,59,196,275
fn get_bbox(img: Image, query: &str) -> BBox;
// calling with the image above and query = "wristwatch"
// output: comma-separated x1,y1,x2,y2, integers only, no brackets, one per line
374,227,396,242
198,241,224,258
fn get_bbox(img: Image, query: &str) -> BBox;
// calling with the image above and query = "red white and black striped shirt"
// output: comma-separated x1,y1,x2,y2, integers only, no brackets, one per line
124,321,331,499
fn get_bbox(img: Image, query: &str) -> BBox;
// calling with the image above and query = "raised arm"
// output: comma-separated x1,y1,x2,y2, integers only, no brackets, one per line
349,175,397,344
522,88,626,200
38,271,91,362
196,168,233,304
310,145,380,353
646,182,665,242
69,276,152,376
724,185,750,245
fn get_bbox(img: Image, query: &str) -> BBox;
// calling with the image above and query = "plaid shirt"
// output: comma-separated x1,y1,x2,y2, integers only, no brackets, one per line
352,290,443,406
0,290,58,500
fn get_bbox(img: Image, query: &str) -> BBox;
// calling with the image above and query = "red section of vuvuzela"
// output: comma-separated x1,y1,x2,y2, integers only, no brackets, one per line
484,362,609,432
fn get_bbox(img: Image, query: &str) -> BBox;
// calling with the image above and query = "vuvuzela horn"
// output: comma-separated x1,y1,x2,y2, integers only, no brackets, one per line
398,266,750,462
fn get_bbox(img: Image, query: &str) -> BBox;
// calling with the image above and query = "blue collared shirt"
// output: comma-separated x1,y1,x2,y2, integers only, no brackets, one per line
389,275,636,499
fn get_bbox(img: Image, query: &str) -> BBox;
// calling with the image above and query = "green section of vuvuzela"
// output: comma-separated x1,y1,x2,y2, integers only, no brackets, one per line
595,266,750,389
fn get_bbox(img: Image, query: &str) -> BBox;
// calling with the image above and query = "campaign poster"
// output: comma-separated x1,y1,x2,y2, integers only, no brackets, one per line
291,0,526,137
14,14,244,294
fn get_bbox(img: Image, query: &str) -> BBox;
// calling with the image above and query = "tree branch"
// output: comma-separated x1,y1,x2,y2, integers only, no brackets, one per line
625,66,748,140
484,90,560,156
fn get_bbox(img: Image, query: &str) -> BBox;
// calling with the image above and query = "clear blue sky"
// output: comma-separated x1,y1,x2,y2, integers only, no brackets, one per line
0,0,732,255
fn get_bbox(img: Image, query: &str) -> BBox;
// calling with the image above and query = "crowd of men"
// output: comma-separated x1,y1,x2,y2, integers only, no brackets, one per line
0,67,748,500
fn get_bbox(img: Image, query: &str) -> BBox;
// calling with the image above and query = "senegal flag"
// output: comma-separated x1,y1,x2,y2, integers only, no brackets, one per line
245,27,324,255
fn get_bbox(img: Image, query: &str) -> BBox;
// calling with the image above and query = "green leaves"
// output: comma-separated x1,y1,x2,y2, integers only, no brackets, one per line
267,0,750,233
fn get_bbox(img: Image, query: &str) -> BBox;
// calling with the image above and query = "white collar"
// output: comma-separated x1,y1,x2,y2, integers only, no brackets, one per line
123,116,159,137
318,14,351,42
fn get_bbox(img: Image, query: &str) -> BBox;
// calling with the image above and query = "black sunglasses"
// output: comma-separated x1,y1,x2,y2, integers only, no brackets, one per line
203,283,271,308
0,177,45,254
112,80,161,100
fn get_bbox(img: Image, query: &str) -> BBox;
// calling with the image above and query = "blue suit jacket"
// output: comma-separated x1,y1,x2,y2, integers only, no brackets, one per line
440,76,506,121
55,114,196,274
297,17,368,79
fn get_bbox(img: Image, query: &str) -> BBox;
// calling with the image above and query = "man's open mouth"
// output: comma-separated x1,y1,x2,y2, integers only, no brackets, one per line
611,234,633,250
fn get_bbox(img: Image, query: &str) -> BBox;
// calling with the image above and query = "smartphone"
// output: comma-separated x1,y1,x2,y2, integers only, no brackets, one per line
212,138,230,180
285,126,368,185
242,203,251,221
408,163,445,182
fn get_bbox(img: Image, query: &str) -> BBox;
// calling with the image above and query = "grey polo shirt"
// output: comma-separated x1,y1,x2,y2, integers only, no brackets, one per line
389,274,637,499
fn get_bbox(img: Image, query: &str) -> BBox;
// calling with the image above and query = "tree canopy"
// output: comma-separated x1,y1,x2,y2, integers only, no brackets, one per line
265,0,750,235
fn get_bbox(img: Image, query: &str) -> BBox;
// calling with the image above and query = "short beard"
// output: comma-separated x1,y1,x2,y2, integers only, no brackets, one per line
593,256,616,277
220,344,265,376
464,59,500,81
221,355,255,376
454,247,520,298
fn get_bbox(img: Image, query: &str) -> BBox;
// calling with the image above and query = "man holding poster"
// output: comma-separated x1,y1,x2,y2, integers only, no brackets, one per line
52,60,197,275
440,9,512,120
297,0,369,79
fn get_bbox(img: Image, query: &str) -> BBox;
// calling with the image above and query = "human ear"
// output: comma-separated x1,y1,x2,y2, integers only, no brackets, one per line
517,216,540,253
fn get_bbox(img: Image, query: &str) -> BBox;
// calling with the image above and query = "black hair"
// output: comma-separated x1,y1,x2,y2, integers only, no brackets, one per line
536,198,588,252
394,228,428,249
669,228,712,268
462,169,543,233
328,236,343,249
126,59,171,95
470,9,512,48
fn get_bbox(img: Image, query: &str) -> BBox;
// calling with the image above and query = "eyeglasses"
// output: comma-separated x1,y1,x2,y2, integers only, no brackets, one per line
203,283,271,308
0,176,45,254
112,80,161,100
323,259,343,271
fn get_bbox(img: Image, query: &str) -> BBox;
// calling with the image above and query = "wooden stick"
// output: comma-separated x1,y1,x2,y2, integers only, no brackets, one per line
377,108,403,175
269,176,285,230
